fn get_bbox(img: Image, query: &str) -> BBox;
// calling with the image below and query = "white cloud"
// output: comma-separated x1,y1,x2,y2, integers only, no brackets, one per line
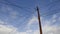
0,20,8,25
52,14,57,19
0,20,30,34
0,20,4,24
42,25,60,34
0,24,17,34
58,17,60,21
1,4,19,19
9,11,19,19
0,24,29,34
42,14,57,25
0,4,28,34
26,30,32,32
26,14,60,34
0,4,60,34
33,30,39,34
19,32,27,34
42,14,60,34
51,14,57,23
0,14,60,34
0,20,27,34
27,16,38,25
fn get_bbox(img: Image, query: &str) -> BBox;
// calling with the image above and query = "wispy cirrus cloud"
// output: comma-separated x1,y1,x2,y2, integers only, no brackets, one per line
0,0,60,34
0,13,60,34
24,13,60,34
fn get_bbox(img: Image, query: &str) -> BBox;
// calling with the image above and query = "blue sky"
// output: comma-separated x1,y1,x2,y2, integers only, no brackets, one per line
0,0,60,34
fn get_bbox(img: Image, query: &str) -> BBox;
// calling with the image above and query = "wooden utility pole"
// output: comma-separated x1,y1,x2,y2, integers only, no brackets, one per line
37,6,42,34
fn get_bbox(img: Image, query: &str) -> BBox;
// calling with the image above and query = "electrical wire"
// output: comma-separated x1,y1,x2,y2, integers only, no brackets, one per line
35,0,60,17
0,0,60,34
47,0,60,10
39,0,60,15
4,0,32,9
0,0,34,13
40,8,60,17
1,0,60,17
0,1,36,18
47,0,60,7
0,0,35,27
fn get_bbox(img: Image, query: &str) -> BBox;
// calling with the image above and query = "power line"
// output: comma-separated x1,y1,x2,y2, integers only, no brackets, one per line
0,0,34,13
35,0,60,17
47,0,60,7
5,0,32,9
41,9,60,17
1,0,60,17
0,0,36,28
0,1,37,17
47,0,60,10
0,0,60,18
0,0,60,34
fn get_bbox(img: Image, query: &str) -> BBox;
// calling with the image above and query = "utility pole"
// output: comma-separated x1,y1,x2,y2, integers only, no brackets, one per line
36,6,42,34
